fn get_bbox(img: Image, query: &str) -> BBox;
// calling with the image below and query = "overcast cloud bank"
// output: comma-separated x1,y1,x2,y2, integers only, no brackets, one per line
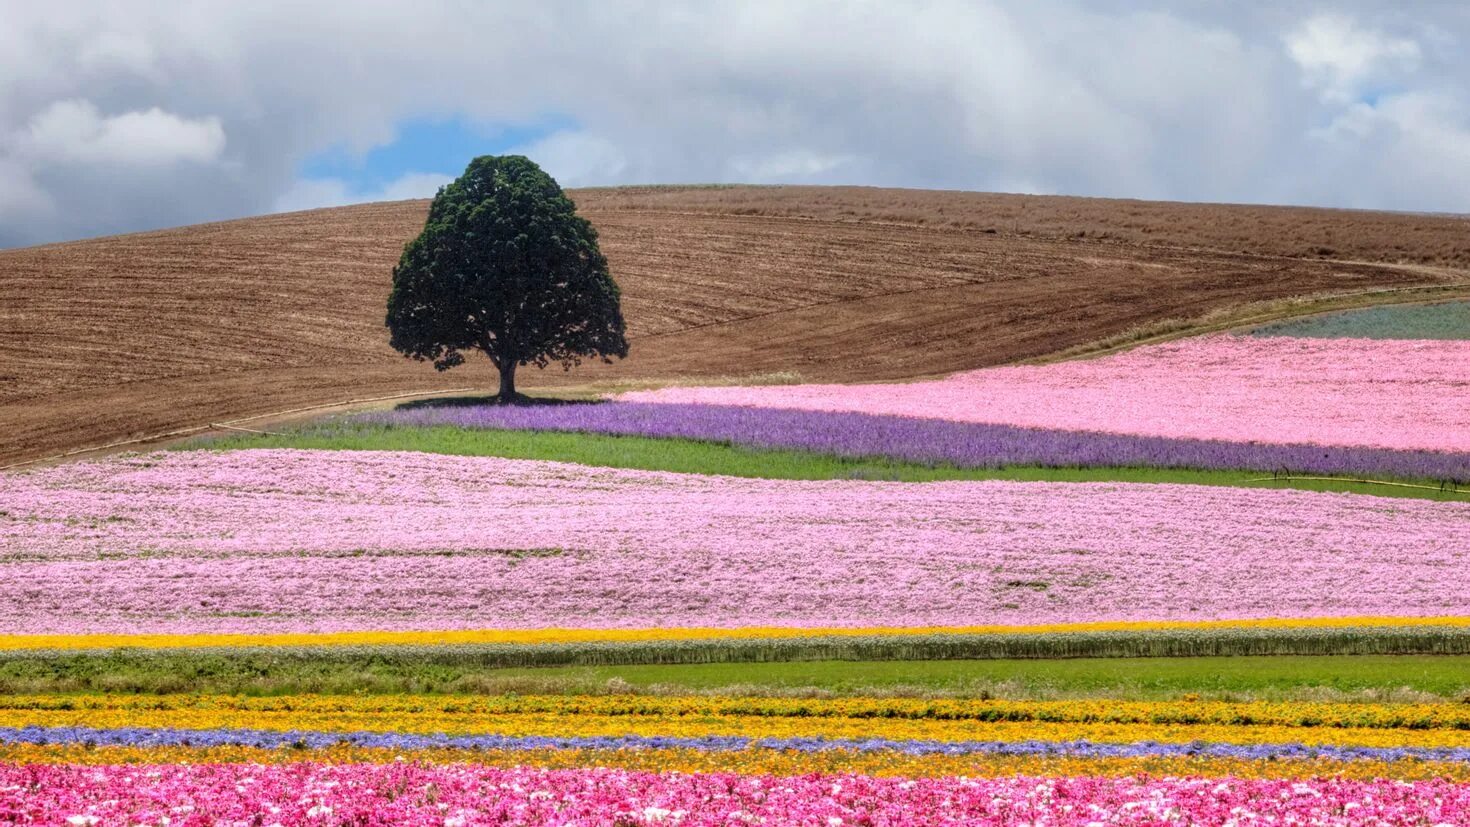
1,1,1467,247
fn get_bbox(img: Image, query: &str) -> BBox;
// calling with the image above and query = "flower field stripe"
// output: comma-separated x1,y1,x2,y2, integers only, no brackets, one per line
360,400,1470,481
24,712,1470,750
7,724,1470,764
7,615,1470,652
16,693,1470,730
621,335,1470,452
7,696,1470,749
6,449,1470,634
11,763,1470,825
8,744,1470,783
1250,300,1470,341
8,625,1470,668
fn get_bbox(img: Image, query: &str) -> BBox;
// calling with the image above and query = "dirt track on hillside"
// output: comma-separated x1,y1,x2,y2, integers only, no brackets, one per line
2,186,1464,466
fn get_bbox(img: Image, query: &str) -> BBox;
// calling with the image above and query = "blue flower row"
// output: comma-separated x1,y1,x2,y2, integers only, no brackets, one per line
6,725,1469,763
358,401,1470,481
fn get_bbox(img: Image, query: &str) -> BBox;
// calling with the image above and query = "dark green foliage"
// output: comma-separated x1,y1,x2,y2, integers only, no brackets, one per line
8,624,1470,698
386,156,628,399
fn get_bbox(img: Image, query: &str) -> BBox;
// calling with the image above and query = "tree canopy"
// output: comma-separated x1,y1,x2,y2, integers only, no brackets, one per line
386,155,628,401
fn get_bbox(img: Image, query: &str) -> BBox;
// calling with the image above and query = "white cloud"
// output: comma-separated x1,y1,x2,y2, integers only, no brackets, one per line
730,150,857,182
511,130,628,186
0,96,227,238
14,99,224,167
1277,13,1470,212
272,178,352,213
1285,15,1421,102
273,171,452,213
376,171,453,201
1306,91,1470,211
75,31,161,81
2,3,1470,246
0,159,51,216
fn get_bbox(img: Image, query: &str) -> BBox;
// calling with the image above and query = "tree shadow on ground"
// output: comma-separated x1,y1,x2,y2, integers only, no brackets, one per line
395,394,607,411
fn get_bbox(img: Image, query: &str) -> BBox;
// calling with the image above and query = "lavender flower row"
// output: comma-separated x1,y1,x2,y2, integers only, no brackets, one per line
8,725,1470,764
361,402,1470,482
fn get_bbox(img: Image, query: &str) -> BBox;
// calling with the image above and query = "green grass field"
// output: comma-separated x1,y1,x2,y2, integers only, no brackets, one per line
190,425,1468,501
4,653,1466,701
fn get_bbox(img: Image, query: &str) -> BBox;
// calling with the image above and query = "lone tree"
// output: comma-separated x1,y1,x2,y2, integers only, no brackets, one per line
386,155,628,402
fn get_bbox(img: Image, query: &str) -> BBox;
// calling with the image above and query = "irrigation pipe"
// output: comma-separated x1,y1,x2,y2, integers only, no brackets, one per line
1243,475,1467,495
0,387,475,471
209,424,287,437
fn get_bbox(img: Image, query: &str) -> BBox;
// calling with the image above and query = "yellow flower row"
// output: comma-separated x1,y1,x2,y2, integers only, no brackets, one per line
5,694,1470,749
6,693,1467,731
6,710,1464,749
3,743,1468,782
3,615,1466,651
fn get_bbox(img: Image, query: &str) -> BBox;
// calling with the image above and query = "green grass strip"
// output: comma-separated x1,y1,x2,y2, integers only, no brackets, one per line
6,626,1470,697
498,655,1470,702
189,427,1468,501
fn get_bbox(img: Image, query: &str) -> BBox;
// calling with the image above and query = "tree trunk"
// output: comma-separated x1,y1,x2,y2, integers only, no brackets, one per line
497,360,518,403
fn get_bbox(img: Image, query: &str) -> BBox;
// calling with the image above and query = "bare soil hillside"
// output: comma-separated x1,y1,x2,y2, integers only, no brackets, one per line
582,186,1470,267
2,186,1466,465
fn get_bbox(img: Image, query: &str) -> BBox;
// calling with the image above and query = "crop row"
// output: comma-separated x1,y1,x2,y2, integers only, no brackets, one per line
622,335,1470,452
6,743,1470,783
11,711,1462,750
8,723,1470,761
1250,300,1470,341
3,449,1467,634
360,401,1470,481
8,694,1470,751
14,743,1470,787
11,763,1470,825
8,743,1470,787
4,626,1470,680
14,694,1470,731
4,614,1463,651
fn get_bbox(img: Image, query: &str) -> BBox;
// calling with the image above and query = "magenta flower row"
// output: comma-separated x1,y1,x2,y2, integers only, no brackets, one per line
9,763,1470,826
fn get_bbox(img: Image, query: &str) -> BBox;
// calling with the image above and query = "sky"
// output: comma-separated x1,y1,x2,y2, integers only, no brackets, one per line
1,1,1468,247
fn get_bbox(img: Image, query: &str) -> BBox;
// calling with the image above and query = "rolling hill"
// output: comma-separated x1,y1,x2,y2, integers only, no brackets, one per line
2,185,1467,467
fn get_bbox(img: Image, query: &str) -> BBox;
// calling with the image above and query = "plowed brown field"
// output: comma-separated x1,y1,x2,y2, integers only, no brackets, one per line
2,186,1466,466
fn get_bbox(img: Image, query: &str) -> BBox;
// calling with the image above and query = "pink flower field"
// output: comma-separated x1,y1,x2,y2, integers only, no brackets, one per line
622,335,1470,452
1,448,1466,634
9,763,1470,826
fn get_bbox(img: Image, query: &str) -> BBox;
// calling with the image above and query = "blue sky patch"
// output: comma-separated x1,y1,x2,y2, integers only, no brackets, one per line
300,115,577,190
